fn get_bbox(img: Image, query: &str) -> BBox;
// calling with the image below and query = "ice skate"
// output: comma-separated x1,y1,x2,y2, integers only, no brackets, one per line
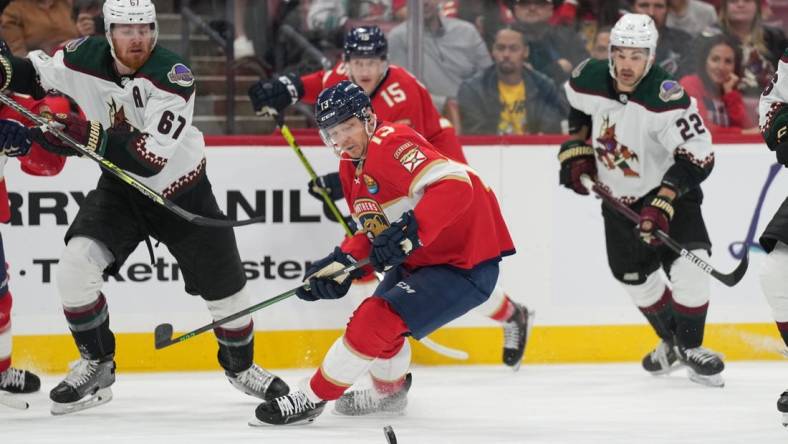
333,373,412,416
778,390,788,427
503,303,535,371
250,390,326,426
641,340,682,375
675,345,725,387
50,358,116,415
0,367,40,394
226,363,290,401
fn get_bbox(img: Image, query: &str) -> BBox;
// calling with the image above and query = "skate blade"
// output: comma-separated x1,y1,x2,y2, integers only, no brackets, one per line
782,412,788,427
51,387,113,416
646,362,684,376
248,416,319,427
686,369,724,388
0,394,30,410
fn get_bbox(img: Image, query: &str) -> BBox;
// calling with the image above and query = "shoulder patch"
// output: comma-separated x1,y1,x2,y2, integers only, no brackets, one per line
65,36,89,53
571,58,591,79
399,147,427,173
167,63,194,87
659,80,685,102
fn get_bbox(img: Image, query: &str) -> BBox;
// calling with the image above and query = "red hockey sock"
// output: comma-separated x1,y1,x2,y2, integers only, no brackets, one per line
489,295,515,322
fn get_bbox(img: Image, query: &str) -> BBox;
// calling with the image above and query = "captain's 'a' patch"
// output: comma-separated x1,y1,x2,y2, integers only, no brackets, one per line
167,64,194,87
659,80,685,102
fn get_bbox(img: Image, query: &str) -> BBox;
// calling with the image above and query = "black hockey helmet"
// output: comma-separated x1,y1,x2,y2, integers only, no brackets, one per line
343,26,388,60
315,80,372,130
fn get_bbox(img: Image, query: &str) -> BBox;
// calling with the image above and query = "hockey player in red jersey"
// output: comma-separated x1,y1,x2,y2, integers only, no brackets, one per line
0,92,73,398
251,81,515,425
250,25,534,370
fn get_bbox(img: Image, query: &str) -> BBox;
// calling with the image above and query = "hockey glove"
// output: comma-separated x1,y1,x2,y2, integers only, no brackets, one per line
0,119,31,157
307,171,344,202
638,195,674,246
370,210,421,272
248,73,304,115
30,113,106,157
296,247,365,301
558,139,596,195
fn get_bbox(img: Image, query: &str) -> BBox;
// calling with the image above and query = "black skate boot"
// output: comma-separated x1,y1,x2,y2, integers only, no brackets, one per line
641,340,682,375
778,390,788,427
0,367,41,393
251,390,327,426
333,373,412,416
226,363,290,401
503,303,535,371
50,358,116,415
675,345,725,387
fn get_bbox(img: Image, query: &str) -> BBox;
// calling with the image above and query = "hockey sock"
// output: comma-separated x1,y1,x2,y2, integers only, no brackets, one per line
63,293,115,360
638,287,675,341
777,322,788,348
671,300,708,349
488,295,515,322
309,297,409,402
214,321,254,373
370,338,411,394
0,290,11,373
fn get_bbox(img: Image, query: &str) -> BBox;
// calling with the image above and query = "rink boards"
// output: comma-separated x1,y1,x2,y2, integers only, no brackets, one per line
4,138,786,372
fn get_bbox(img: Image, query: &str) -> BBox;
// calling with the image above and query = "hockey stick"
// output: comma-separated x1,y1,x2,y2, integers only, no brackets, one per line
154,258,372,349
0,92,264,228
276,118,469,360
580,175,748,287
0,394,29,410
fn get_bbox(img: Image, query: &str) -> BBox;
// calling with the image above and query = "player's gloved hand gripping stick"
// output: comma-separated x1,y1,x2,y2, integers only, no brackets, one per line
580,175,748,287
0,91,265,228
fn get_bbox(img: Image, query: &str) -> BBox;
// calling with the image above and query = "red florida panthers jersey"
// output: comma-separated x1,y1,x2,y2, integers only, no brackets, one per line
0,94,71,222
300,63,467,163
337,122,514,270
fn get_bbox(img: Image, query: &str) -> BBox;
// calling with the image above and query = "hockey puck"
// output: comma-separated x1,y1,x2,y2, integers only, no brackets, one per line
383,425,397,444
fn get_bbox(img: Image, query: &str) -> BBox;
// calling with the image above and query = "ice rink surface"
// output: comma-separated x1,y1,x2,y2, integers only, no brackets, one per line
2,362,787,444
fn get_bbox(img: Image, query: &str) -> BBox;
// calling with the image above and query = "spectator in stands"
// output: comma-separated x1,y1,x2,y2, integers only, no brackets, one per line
73,0,102,38
457,26,567,135
0,0,78,56
629,0,691,77
679,33,757,134
509,0,589,85
453,0,514,50
388,0,493,125
307,0,394,32
716,0,786,98
549,0,623,49
666,0,717,37
233,0,254,59
589,26,611,60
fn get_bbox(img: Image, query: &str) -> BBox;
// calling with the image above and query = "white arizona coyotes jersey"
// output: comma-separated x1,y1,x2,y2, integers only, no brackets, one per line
565,59,714,204
28,36,204,197
759,48,788,136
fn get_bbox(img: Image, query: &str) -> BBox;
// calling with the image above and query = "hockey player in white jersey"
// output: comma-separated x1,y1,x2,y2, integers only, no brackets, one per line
757,46,788,425
559,13,725,387
0,0,289,414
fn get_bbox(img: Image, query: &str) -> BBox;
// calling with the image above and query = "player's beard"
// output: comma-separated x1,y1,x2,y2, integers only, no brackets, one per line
112,38,154,72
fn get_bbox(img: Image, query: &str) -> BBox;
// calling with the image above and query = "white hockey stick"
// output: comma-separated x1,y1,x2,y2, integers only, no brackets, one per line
419,337,469,360
0,394,29,410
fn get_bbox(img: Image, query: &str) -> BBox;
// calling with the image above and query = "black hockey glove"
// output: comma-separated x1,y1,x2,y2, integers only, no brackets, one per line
248,73,304,114
370,210,421,272
307,171,344,202
30,113,106,157
0,119,31,157
765,109,788,166
558,139,596,195
296,247,365,301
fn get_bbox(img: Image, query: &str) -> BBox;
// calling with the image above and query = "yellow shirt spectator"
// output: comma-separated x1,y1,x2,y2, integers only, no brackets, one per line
498,80,526,135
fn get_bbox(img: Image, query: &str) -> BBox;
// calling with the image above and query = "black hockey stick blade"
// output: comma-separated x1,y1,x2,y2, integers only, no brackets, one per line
154,258,371,349
154,323,174,349
0,92,264,228
712,250,749,287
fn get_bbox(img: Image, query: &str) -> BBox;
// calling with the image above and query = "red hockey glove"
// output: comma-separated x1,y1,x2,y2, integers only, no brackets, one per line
639,196,674,246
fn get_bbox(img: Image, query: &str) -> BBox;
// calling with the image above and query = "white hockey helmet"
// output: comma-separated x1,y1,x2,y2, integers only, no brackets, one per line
103,0,158,58
608,13,658,82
